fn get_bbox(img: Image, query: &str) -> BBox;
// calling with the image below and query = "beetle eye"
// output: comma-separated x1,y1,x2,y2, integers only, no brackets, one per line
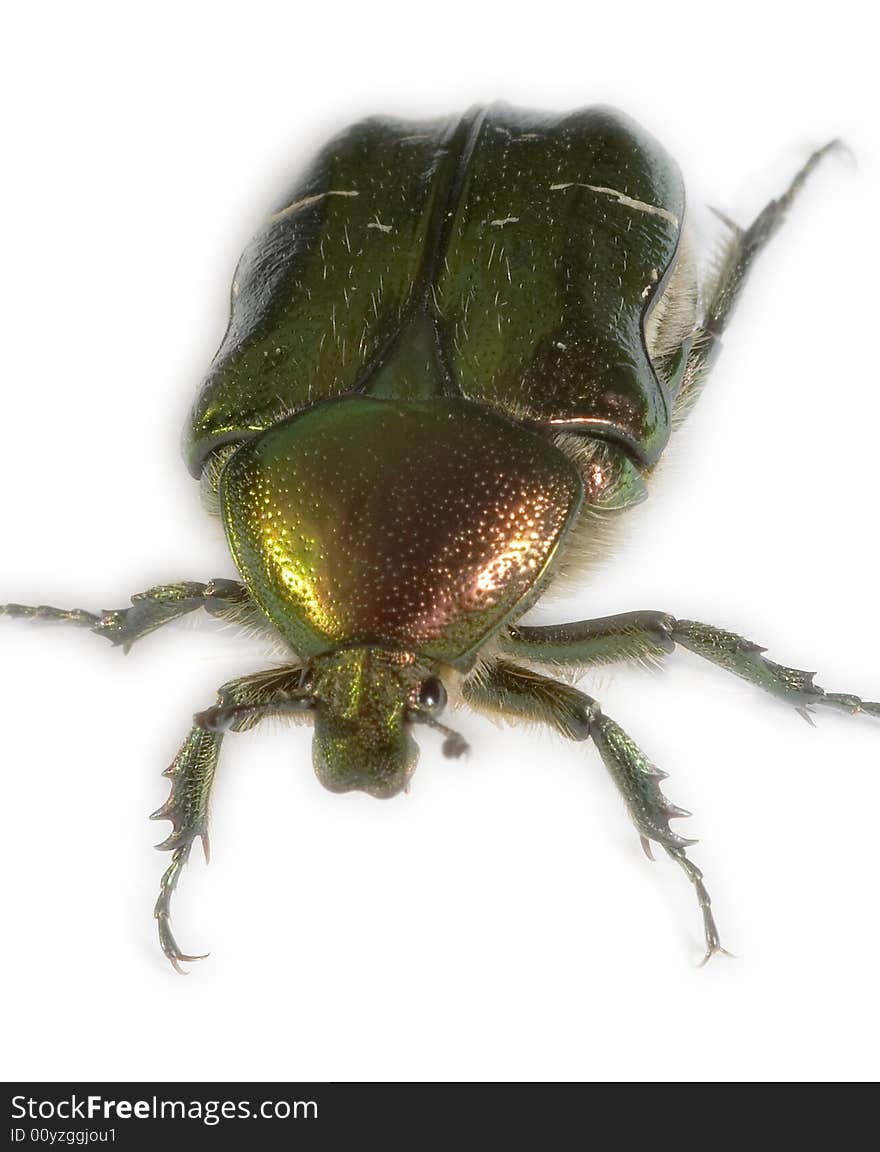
415,676,446,715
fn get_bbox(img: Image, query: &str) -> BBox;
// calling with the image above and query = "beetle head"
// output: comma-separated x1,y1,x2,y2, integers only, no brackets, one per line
307,649,466,799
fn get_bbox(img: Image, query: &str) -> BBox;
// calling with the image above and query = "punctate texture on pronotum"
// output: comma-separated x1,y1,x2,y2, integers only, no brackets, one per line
4,105,877,970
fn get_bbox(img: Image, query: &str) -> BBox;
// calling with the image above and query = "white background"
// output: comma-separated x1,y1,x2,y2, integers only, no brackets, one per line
2,1,878,1084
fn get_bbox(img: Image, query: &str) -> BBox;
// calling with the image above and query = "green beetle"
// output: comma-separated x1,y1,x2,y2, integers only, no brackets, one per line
3,105,877,971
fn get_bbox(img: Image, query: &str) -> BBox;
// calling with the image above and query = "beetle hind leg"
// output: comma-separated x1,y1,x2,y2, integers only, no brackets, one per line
674,140,844,421
462,660,730,964
704,140,843,335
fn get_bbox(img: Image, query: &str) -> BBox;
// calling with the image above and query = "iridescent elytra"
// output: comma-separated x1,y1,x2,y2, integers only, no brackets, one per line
3,104,876,971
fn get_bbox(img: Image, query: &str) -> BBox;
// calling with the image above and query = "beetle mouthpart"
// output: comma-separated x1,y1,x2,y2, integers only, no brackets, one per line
307,649,426,799
311,713,419,800
313,746,416,801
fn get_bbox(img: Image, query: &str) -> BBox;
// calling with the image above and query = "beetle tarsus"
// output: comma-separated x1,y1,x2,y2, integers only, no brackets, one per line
154,845,210,975
665,846,733,967
672,620,880,724
819,692,880,719
0,602,100,627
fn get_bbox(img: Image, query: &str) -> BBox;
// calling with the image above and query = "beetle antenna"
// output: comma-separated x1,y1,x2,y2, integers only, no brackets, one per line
421,716,470,759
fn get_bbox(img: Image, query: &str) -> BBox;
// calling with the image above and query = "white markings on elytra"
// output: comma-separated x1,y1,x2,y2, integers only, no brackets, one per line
549,182,679,228
641,267,661,299
269,189,359,222
490,216,519,228
367,217,393,233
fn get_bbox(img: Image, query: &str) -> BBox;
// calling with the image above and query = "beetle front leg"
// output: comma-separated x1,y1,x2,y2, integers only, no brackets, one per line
152,664,310,973
152,726,222,973
462,660,729,964
2,578,260,651
501,614,880,724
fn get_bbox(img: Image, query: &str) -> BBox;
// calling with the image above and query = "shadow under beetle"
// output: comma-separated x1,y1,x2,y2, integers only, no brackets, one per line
4,105,878,971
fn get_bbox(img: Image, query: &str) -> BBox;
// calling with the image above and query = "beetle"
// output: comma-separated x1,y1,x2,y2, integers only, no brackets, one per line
3,104,877,971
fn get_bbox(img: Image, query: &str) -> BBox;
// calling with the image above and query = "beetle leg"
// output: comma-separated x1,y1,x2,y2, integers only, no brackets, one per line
462,660,729,964
705,140,844,336
1,577,261,652
502,614,880,723
502,610,677,669
671,619,880,722
152,724,220,973
194,693,316,733
0,602,101,627
674,140,843,419
152,664,307,973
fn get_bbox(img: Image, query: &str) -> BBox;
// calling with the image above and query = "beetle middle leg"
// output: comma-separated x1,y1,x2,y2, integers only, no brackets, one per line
152,664,312,973
462,659,729,964
1,578,262,652
500,613,880,722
